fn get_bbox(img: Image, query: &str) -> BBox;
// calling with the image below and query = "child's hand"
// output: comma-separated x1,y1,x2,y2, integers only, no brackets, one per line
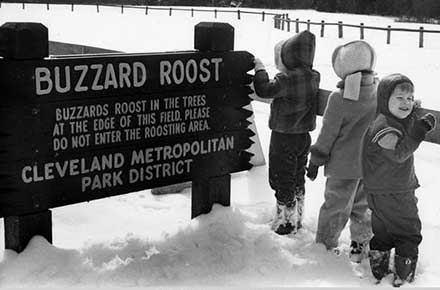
306,161,319,181
409,113,436,141
421,113,436,131
254,57,265,72
414,99,422,109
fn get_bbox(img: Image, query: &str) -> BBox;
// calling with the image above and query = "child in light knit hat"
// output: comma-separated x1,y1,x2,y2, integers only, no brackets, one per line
253,30,320,235
307,40,378,262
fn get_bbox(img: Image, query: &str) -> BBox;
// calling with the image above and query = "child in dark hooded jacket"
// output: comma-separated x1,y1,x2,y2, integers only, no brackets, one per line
253,30,320,235
362,73,436,286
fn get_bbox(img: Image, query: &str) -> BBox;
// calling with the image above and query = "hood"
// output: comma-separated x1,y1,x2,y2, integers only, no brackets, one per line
275,30,316,71
377,73,414,117
332,40,376,80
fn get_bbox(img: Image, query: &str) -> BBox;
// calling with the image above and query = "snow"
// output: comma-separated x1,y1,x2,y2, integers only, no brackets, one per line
0,3,440,288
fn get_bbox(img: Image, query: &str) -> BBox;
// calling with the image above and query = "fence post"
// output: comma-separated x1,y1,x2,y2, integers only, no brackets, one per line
262,11,265,22
281,14,285,30
169,7,172,16
22,3,25,9
191,8,194,17
307,19,310,31
145,6,148,15
46,3,49,10
360,23,364,39
193,22,234,218
287,18,290,32
237,9,241,20
338,21,343,38
296,18,299,33
387,25,391,44
214,9,217,18
320,20,325,37
0,22,53,253
419,26,424,48
121,4,124,14
96,4,99,13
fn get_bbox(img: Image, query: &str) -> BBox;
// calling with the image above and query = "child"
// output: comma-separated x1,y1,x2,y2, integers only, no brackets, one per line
362,73,435,286
253,30,320,235
307,40,377,262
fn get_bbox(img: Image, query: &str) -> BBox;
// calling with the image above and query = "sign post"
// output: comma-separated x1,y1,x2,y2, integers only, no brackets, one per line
0,22,254,252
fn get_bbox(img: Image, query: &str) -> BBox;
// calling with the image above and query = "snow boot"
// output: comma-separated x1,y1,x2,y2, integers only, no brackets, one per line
272,200,295,235
349,240,369,263
368,249,391,281
295,186,305,230
392,255,417,287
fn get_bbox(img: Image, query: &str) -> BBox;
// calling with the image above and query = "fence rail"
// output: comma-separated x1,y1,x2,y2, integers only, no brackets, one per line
274,13,440,48
2,2,440,48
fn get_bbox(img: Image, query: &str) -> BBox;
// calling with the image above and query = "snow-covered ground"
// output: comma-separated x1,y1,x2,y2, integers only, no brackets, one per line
0,3,440,288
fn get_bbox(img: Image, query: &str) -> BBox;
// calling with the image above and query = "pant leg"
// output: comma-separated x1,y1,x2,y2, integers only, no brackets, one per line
269,132,308,205
315,178,360,249
349,180,372,243
367,192,422,257
367,193,394,252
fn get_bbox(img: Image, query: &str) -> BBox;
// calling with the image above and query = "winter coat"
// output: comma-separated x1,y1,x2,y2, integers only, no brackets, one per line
253,31,320,134
310,73,378,179
362,74,421,194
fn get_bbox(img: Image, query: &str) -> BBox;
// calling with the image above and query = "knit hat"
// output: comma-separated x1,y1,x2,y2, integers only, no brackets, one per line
274,30,316,71
332,40,376,101
377,73,414,117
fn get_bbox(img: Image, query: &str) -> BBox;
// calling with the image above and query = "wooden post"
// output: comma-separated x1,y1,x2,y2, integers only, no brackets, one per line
0,22,52,253
169,7,172,16
71,3,74,12
193,22,234,218
419,27,424,48
296,18,299,33
360,23,364,39
22,3,25,9
307,19,310,31
338,21,343,38
387,25,391,44
237,9,241,20
121,4,124,14
145,6,148,15
281,14,285,30
214,9,217,18
191,8,194,17
262,11,265,22
96,4,99,13
287,18,290,32
46,3,49,10
320,20,325,37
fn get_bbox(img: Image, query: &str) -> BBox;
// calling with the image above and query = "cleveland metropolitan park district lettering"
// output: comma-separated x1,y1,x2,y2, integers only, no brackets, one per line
21,136,234,192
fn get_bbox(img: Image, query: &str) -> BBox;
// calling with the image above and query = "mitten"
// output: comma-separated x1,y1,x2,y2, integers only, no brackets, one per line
421,113,436,131
254,57,265,72
306,160,319,181
409,113,436,142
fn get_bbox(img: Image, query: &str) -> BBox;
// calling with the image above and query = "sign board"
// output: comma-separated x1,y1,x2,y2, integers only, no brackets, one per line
0,51,255,217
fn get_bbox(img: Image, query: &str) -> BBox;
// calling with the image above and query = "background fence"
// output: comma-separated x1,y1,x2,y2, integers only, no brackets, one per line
1,2,440,48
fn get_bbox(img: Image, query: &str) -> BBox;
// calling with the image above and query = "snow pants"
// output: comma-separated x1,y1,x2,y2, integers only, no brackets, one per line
367,191,422,258
315,178,372,249
269,131,311,204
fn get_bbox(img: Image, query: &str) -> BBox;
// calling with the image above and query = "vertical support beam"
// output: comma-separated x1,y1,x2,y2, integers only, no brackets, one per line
419,27,424,48
192,22,234,219
0,22,52,253
338,21,343,38
320,20,325,37
191,175,231,219
5,210,53,253
360,23,364,39
387,25,391,44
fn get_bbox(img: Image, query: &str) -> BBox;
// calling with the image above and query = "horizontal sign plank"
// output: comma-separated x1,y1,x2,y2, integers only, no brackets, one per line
0,51,254,104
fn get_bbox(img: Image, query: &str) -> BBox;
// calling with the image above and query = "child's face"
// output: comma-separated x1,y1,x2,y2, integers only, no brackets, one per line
388,87,414,119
